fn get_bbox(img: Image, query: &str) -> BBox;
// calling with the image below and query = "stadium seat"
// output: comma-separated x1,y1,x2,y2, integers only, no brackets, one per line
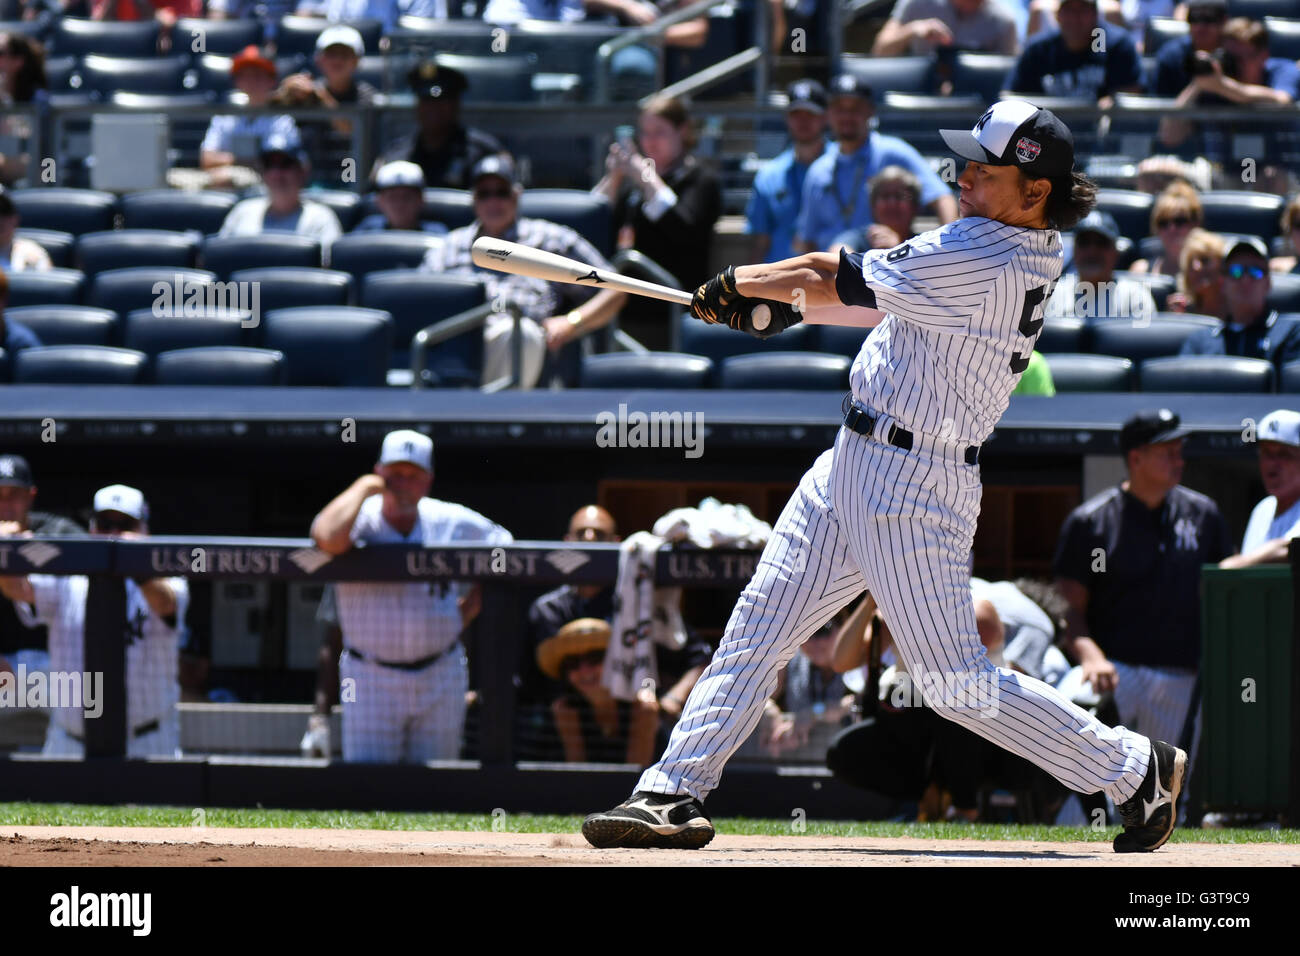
4,306,118,347
1037,316,1085,353
199,235,322,280
434,53,536,103
170,18,263,56
260,307,393,386
78,55,190,98
1280,359,1300,392
0,347,6,383
123,308,249,360
679,315,814,362
9,188,117,236
154,346,286,386
76,230,199,275
360,270,485,385
229,268,354,312
109,91,214,109
121,189,236,234
12,345,147,384
951,53,1017,105
1113,271,1176,312
89,267,216,318
0,20,44,41
275,16,382,58
1084,316,1220,362
1267,274,1300,312
1231,0,1297,20
15,229,75,268
416,188,475,230
304,190,363,233
839,55,933,95
811,323,869,359
1093,190,1153,244
44,55,77,93
718,353,851,390
518,191,614,258
329,232,444,282
5,268,85,307
52,18,159,57
391,16,496,56
578,352,714,389
1144,17,1187,56
1044,353,1135,391
1264,17,1300,59
1139,355,1275,392
1199,191,1284,241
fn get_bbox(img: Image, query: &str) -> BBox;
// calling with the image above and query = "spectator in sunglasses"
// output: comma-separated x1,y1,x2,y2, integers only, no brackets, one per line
537,618,660,766
1130,181,1202,278
1180,237,1300,374
217,128,343,263
1269,194,1300,275
422,155,627,389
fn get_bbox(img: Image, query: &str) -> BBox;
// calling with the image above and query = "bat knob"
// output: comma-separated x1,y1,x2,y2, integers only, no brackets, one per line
751,303,771,331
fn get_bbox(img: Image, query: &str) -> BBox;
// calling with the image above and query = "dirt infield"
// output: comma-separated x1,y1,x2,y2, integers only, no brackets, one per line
0,827,1289,865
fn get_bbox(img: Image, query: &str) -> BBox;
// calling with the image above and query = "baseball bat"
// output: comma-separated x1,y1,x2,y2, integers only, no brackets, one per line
469,237,772,329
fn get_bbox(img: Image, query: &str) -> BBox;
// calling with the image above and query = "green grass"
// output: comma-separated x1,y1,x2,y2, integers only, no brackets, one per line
0,802,1294,843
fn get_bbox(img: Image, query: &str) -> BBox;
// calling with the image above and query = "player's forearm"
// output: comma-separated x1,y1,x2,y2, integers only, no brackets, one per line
311,479,378,554
0,575,34,604
734,253,842,308
134,578,177,618
1219,537,1292,569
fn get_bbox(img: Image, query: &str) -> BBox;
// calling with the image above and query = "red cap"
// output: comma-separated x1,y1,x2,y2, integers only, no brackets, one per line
231,45,275,79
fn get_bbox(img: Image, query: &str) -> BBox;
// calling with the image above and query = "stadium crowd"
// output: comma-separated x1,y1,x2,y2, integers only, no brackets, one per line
0,1,1298,825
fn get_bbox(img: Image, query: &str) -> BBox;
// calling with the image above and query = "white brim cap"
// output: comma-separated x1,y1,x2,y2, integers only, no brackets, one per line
380,429,434,471
1259,409,1300,447
93,483,148,521
316,25,365,57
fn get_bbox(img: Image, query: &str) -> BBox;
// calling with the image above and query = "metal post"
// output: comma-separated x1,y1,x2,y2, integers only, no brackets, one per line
83,575,127,759
475,581,518,768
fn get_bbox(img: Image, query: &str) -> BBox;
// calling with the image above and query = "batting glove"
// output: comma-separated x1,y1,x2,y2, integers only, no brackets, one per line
690,265,741,324
733,298,803,340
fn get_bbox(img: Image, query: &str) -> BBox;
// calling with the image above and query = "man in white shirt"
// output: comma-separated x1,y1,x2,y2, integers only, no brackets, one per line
310,430,513,763
1221,409,1300,568
218,129,344,264
0,485,188,758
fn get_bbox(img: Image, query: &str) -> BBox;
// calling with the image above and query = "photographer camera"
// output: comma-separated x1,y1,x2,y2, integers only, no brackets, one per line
1157,15,1298,190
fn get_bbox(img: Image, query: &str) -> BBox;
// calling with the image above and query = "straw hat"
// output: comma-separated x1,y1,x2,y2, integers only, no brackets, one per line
536,618,611,679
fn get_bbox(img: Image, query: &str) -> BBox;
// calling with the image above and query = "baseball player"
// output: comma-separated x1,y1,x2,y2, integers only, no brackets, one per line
583,100,1187,853
310,429,512,763
0,484,188,758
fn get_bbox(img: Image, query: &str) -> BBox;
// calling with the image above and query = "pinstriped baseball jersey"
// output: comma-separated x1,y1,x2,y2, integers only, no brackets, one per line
22,575,189,737
336,495,512,662
836,217,1063,446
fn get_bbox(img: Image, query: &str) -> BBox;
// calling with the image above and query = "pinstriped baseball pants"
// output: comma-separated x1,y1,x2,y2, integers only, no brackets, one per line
636,426,1153,804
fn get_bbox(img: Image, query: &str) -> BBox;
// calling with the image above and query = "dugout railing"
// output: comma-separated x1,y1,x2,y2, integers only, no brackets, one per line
0,535,895,818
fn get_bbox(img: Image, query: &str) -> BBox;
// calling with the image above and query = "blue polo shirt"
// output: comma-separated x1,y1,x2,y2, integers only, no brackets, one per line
795,132,950,250
745,140,834,263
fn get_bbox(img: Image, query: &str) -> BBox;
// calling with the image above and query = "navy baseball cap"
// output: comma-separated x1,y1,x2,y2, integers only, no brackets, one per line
408,59,468,99
1075,210,1120,243
1224,236,1269,263
827,73,872,102
940,99,1075,179
260,128,307,166
786,79,827,114
1120,408,1190,454
0,455,33,488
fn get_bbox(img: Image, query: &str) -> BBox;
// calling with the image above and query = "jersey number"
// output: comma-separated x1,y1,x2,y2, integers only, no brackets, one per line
1009,286,1047,375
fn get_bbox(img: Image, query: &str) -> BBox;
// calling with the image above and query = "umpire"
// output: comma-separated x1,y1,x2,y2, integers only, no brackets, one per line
1052,409,1230,789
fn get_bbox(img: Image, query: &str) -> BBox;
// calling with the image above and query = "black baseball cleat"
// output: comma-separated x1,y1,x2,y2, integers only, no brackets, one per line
1113,739,1187,853
582,791,715,849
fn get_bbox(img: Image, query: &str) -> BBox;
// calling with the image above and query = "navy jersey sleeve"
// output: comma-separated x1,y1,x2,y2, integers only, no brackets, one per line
1052,508,1096,587
1109,30,1143,90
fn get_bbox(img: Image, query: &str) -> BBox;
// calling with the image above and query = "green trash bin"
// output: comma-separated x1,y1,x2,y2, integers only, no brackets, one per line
1199,561,1297,821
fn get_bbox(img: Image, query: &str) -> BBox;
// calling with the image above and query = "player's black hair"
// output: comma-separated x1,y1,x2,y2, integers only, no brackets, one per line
1010,578,1070,641
1038,170,1098,232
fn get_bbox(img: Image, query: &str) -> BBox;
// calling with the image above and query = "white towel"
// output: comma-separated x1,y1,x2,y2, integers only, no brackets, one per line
603,531,687,701
652,496,772,548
